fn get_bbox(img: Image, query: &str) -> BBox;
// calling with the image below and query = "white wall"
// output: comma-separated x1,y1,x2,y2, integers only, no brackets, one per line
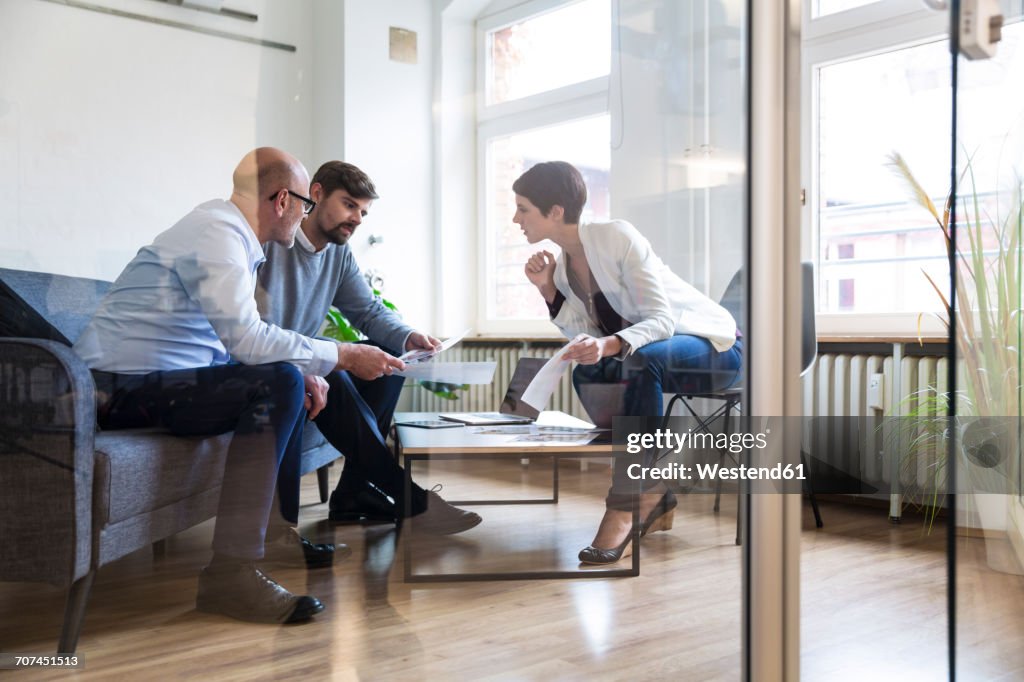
432,0,491,337
0,0,316,280
336,0,435,333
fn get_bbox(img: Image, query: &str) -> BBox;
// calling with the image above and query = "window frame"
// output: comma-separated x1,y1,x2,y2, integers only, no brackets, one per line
475,0,611,335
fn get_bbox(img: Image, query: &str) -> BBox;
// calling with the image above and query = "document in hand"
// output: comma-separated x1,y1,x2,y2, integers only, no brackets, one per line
399,328,470,364
394,329,495,384
394,361,496,384
519,343,573,411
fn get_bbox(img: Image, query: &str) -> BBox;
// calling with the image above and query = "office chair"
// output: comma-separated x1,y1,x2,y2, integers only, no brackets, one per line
661,262,823,545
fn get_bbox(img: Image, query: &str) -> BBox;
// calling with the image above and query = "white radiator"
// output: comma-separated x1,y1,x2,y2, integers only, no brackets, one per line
803,350,949,490
407,342,590,419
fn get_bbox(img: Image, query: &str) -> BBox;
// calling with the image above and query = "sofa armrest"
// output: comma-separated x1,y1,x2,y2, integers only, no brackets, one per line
0,338,96,586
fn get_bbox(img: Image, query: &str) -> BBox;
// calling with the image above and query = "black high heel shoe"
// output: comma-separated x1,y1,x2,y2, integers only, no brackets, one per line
578,491,679,565
641,491,677,536
578,526,634,565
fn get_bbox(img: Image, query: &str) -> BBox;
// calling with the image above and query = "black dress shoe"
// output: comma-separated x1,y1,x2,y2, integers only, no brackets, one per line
408,491,482,535
196,563,324,623
329,484,398,524
262,528,347,569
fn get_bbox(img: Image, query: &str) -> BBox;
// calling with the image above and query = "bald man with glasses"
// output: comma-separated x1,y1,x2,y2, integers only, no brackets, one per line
74,147,403,625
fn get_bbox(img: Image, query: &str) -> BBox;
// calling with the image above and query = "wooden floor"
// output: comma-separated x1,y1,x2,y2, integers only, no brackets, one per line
3,459,1023,681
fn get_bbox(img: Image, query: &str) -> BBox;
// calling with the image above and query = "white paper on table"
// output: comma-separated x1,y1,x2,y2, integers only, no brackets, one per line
393,360,495,384
467,420,600,436
399,328,471,364
513,432,601,445
520,344,573,411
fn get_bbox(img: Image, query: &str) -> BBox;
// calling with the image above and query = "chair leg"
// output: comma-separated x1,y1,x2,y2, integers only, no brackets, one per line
713,450,724,513
735,491,743,546
801,451,824,528
317,465,330,504
58,570,95,653
714,402,732,513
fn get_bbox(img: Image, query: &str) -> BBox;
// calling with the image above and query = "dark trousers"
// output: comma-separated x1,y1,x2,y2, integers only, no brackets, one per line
572,335,744,511
314,368,429,516
92,362,307,560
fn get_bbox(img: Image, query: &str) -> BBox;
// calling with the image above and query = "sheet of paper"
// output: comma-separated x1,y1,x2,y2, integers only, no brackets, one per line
533,411,598,430
394,360,495,384
467,422,601,436
400,328,471,364
512,432,601,445
520,344,572,411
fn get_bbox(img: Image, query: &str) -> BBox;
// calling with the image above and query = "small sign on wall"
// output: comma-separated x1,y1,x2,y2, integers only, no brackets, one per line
389,27,417,64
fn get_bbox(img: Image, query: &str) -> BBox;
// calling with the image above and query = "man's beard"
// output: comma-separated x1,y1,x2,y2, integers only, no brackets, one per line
325,222,356,245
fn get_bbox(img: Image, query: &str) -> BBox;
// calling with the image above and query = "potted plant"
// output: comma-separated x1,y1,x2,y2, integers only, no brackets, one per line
885,151,1021,535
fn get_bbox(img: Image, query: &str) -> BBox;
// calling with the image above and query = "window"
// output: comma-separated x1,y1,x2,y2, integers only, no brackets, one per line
485,116,610,321
804,1,1024,332
486,0,611,105
816,38,951,315
478,0,611,333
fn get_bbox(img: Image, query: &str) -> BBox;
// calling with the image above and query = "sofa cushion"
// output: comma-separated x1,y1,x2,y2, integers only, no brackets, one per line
94,429,232,525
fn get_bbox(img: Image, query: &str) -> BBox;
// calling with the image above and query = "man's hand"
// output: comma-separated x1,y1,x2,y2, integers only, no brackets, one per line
336,343,406,381
303,374,330,420
524,250,557,303
563,334,622,365
405,332,442,353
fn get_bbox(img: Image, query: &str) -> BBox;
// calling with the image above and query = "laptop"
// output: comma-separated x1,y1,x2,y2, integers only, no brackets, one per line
437,357,547,425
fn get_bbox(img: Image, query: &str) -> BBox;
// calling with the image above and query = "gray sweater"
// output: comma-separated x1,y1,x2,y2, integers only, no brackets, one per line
257,236,412,355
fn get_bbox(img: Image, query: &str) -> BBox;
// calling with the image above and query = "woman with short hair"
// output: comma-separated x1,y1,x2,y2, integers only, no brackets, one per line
514,161,743,564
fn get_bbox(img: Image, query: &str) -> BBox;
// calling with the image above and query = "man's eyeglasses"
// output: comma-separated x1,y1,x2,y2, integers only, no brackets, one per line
269,189,316,216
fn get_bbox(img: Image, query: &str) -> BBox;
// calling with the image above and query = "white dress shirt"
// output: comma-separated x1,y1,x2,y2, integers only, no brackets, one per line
74,199,339,376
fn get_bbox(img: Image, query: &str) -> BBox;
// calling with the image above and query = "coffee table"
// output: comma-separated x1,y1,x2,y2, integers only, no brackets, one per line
393,411,639,581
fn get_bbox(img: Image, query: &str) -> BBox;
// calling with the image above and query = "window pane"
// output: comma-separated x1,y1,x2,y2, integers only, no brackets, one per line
813,0,881,19
488,0,611,105
819,26,1024,316
818,38,953,314
486,115,610,320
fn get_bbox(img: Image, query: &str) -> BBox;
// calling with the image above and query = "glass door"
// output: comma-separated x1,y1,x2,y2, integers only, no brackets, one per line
799,0,957,678
951,1,1024,678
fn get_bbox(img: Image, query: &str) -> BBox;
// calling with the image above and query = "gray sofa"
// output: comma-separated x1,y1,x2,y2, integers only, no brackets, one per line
0,267,343,653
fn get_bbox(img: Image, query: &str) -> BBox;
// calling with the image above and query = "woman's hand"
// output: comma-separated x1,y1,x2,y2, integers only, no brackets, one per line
564,334,622,365
524,250,557,303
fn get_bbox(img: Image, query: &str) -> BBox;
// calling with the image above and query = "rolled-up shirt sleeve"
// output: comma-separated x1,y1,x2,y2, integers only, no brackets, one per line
176,227,339,376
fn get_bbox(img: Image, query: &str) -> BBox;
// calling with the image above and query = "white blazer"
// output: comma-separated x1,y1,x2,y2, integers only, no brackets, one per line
550,220,738,353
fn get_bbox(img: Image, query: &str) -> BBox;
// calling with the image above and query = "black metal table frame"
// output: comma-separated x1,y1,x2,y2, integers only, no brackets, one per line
400,447,640,582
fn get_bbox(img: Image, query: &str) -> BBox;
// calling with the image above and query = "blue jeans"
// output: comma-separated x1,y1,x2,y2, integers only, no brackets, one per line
572,335,743,510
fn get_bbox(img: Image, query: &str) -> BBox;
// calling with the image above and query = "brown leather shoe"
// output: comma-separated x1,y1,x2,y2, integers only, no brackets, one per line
408,491,482,535
196,563,324,623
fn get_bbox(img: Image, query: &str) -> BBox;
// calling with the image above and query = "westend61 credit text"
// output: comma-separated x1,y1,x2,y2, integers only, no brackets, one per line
624,428,807,483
